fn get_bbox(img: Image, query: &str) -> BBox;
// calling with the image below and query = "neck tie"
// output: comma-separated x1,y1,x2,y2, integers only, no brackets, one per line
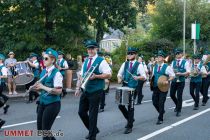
158,65,161,72
87,58,93,70
177,60,180,67
129,62,133,71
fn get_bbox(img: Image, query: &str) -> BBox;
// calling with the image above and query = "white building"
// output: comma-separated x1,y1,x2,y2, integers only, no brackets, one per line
100,28,124,53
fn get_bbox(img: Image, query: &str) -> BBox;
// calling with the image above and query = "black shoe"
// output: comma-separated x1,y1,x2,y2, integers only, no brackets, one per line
202,102,206,106
62,90,67,97
125,119,135,128
156,120,163,125
174,108,177,112
124,128,132,134
85,129,99,139
176,112,181,117
0,119,6,129
3,105,10,114
98,108,104,113
193,106,199,110
135,102,141,105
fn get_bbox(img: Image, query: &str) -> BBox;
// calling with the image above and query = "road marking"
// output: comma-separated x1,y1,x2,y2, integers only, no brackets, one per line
2,116,61,129
137,108,210,140
142,97,171,104
168,94,210,110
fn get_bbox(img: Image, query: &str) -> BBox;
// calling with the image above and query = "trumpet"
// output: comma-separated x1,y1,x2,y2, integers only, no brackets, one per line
81,64,98,90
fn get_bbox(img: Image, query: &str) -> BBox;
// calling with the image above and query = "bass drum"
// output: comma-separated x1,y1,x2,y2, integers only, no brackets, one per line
13,62,34,85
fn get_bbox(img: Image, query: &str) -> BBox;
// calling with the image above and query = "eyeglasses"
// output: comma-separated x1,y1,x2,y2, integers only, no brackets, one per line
44,57,50,61
127,52,135,55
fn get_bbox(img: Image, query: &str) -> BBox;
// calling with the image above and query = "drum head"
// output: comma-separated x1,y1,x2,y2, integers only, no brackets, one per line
14,74,34,85
116,87,135,91
157,75,169,92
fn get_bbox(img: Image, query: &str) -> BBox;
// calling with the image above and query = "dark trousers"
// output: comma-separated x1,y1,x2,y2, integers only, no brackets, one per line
190,82,202,107
99,90,105,109
37,102,61,140
26,78,39,101
134,80,144,103
170,82,185,112
152,87,167,121
200,77,210,103
118,93,135,128
78,90,101,139
0,84,8,105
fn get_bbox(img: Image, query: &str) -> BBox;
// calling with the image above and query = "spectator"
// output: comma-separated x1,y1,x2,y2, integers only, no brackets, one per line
4,52,18,95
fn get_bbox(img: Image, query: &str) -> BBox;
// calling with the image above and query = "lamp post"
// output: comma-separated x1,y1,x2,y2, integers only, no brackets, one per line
183,0,186,56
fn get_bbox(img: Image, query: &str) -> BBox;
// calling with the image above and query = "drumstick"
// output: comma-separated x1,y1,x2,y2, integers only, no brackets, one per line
126,70,137,81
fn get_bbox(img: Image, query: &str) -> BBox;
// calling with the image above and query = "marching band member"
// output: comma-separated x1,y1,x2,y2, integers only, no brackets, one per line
135,55,148,105
26,53,40,103
4,51,18,95
57,51,69,97
0,54,9,129
151,50,175,125
97,51,106,113
190,54,207,110
170,49,190,117
75,40,111,140
117,47,146,134
200,51,210,106
33,48,63,140
0,54,10,113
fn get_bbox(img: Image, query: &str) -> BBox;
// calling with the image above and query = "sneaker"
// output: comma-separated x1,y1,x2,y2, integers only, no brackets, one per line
8,92,12,95
13,91,18,95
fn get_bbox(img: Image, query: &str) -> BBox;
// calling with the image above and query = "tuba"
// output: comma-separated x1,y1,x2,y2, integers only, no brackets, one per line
81,64,98,90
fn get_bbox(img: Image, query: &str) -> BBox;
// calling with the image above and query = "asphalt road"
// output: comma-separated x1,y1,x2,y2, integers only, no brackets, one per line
0,82,210,140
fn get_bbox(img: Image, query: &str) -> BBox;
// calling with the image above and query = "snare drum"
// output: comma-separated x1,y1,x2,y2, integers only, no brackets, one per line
13,62,34,85
115,87,135,105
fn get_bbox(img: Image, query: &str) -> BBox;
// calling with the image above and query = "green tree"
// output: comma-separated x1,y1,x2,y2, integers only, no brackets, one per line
0,0,89,59
84,0,137,42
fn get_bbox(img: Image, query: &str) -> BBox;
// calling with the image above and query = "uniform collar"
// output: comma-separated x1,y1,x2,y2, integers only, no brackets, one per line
46,65,55,73
158,62,164,67
59,58,63,61
89,54,98,60
176,58,183,61
33,60,38,63
129,60,136,63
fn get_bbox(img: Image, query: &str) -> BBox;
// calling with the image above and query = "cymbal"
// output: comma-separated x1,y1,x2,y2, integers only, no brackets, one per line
157,75,169,92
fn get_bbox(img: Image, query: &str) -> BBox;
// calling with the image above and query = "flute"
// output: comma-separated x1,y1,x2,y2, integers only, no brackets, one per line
24,70,52,97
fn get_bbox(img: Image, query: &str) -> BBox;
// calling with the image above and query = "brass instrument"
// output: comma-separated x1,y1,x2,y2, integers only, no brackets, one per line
190,66,199,78
202,55,210,78
203,55,210,65
81,64,98,90
173,68,180,82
